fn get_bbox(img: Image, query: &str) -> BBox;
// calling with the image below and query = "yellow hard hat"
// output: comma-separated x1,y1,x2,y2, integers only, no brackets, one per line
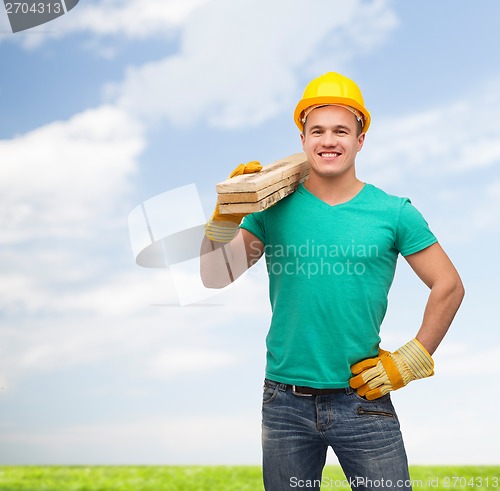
294,72,371,133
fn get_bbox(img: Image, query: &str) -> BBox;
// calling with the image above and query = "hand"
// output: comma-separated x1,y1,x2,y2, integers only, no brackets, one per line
349,338,434,400
212,161,262,224
205,161,262,242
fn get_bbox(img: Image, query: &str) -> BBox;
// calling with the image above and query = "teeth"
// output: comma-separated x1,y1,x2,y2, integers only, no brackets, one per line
321,152,340,157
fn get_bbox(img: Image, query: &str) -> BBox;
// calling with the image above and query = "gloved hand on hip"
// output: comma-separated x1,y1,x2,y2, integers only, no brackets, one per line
349,338,434,400
204,161,262,242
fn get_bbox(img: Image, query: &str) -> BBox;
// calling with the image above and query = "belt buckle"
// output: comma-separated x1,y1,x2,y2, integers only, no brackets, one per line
292,385,313,397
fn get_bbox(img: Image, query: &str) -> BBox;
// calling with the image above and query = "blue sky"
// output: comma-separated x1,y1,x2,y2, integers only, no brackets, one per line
1,0,499,466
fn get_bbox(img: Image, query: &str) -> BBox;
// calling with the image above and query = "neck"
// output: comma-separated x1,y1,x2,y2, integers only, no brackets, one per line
304,173,364,206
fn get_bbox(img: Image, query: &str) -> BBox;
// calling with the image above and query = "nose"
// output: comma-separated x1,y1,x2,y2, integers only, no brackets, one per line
321,131,338,147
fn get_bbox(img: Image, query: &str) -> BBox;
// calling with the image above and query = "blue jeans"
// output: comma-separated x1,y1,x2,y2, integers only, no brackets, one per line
262,379,411,491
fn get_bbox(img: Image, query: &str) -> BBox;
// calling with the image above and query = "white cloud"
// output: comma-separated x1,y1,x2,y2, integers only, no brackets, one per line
0,90,269,390
363,82,500,182
0,413,262,464
465,178,500,233
5,0,211,49
403,417,500,465
435,345,500,377
400,387,500,465
112,0,398,128
70,0,209,37
148,347,241,378
0,105,144,244
0,263,270,385
0,103,152,386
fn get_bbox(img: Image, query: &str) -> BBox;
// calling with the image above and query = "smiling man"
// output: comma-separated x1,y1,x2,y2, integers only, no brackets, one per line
300,103,365,204
200,72,464,490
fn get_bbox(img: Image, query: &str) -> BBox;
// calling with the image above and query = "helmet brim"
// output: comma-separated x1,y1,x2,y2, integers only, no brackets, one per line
294,96,371,133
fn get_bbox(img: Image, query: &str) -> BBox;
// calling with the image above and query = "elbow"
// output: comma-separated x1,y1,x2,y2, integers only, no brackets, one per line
201,274,229,290
448,273,465,307
451,268,465,297
200,266,232,289
456,277,465,304
431,271,465,311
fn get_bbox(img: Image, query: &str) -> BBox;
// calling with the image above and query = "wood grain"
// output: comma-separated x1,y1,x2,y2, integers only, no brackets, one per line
216,153,309,214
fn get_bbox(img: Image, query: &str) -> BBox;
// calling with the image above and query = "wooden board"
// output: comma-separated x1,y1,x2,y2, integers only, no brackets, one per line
216,153,308,193
217,169,308,204
216,153,309,214
218,174,308,214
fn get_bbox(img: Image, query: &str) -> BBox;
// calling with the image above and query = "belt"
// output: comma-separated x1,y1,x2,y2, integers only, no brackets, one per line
290,385,346,396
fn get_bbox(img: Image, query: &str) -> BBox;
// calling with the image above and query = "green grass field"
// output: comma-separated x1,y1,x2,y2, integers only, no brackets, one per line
0,466,498,491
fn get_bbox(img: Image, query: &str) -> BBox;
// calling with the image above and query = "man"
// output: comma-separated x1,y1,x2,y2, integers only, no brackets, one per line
200,72,464,490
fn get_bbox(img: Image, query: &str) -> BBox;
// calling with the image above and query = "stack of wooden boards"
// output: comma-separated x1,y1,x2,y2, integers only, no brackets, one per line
216,153,309,214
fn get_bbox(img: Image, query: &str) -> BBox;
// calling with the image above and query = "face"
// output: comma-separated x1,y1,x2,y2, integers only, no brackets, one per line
300,105,365,181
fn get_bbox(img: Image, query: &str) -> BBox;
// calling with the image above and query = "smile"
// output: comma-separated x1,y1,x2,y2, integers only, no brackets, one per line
319,152,341,157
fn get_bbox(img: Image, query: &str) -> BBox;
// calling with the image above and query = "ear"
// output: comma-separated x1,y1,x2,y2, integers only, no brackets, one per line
357,132,365,151
300,132,305,148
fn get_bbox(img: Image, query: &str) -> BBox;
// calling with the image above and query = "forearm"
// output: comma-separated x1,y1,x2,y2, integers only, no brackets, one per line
415,276,465,355
200,160,263,288
351,244,465,399
200,236,232,288
199,232,250,288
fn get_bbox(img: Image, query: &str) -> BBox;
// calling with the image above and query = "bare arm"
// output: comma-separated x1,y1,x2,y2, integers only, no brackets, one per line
405,242,465,354
200,228,264,289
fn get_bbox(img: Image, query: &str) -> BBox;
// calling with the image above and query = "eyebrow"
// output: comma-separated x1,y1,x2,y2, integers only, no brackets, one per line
308,124,352,132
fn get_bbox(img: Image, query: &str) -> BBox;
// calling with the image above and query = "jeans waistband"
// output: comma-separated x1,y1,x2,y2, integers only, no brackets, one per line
265,378,349,396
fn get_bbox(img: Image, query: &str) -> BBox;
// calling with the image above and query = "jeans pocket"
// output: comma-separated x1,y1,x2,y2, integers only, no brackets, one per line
350,391,396,418
356,405,396,418
262,380,280,405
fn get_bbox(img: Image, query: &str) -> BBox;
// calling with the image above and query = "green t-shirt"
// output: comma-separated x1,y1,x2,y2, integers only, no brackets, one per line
240,183,437,388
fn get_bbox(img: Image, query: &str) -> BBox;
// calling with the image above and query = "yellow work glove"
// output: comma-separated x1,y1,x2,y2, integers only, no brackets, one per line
204,161,262,242
349,338,434,400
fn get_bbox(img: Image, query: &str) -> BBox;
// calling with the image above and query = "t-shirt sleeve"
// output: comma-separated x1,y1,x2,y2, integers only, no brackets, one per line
240,211,266,244
395,198,438,256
